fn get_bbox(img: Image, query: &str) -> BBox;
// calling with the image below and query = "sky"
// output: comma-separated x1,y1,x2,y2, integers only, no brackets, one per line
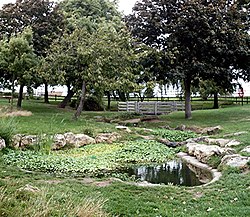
0,0,138,15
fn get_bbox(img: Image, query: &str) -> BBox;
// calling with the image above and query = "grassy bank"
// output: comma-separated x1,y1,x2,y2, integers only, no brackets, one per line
0,100,249,216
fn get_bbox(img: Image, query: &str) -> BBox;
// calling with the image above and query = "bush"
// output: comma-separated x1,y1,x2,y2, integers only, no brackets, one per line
70,96,104,111
153,129,197,142
0,118,17,147
84,96,104,111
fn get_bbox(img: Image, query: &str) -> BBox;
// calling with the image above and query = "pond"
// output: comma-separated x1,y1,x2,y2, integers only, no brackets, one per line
121,159,212,186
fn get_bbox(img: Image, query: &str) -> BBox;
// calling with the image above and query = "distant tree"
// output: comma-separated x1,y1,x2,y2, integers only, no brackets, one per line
0,28,38,108
0,0,64,103
126,0,250,119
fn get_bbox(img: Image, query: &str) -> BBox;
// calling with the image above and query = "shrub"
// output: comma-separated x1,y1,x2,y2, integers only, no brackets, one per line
0,118,17,147
153,129,197,142
84,96,104,111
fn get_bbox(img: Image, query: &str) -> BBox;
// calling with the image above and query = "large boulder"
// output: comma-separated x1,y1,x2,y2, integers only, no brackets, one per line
95,133,121,144
12,134,39,148
186,143,235,164
12,134,23,148
20,135,39,147
0,138,6,149
52,132,95,149
220,154,250,169
73,134,95,147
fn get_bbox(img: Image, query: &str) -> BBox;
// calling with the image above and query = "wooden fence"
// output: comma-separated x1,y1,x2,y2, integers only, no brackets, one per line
118,101,184,115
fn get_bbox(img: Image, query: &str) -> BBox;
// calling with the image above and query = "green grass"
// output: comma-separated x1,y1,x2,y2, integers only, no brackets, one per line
0,100,250,216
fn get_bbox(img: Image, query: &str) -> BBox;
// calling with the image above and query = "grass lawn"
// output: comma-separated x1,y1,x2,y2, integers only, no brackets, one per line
0,99,249,216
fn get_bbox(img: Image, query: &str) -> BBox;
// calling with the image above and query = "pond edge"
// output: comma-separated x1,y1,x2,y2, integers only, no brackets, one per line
177,152,222,187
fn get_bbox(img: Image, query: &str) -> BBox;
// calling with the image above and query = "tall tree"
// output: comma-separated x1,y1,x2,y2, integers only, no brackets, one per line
46,23,137,119
0,28,38,108
52,0,124,109
0,0,64,103
126,0,250,119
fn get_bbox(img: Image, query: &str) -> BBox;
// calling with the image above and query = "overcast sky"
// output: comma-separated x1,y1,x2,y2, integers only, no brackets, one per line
0,0,137,15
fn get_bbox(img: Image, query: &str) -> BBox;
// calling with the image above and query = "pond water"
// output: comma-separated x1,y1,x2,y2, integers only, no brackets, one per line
121,160,212,186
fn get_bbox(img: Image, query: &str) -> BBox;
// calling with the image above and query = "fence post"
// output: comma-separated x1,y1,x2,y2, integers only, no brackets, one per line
126,101,128,112
154,102,158,115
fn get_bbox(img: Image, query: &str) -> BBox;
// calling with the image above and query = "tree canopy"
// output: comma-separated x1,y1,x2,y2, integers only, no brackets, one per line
126,0,250,118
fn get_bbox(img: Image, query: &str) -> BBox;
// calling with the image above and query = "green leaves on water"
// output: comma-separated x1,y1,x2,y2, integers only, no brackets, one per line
2,140,178,176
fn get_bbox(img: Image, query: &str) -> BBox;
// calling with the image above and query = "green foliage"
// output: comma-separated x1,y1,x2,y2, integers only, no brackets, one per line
0,118,16,147
221,166,242,175
84,96,104,111
126,0,250,119
26,136,52,154
153,129,197,142
207,155,222,169
2,140,177,176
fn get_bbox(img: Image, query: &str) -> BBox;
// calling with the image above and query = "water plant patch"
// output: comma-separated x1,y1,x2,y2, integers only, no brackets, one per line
2,140,178,176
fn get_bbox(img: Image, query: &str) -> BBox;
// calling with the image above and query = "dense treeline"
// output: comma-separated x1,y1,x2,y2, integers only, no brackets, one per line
0,0,249,119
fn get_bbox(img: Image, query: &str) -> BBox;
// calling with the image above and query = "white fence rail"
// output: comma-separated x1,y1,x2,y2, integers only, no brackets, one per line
118,101,184,115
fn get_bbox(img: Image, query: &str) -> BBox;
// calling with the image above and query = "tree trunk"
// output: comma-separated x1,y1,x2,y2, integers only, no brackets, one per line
107,91,111,111
117,90,126,102
58,85,74,108
10,73,15,110
73,81,86,120
213,92,219,109
44,82,49,104
184,77,192,119
17,84,24,109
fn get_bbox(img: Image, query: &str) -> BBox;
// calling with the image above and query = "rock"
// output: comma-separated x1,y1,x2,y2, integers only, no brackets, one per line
12,134,23,148
204,138,241,147
18,184,41,193
120,118,141,126
158,138,184,148
241,146,250,153
64,132,76,145
220,154,250,169
175,124,186,131
72,134,95,148
223,131,248,138
204,138,231,147
95,132,121,144
52,134,66,150
186,136,208,143
175,125,203,134
20,135,38,147
225,140,241,147
116,125,132,133
141,128,154,133
177,152,222,186
0,138,6,149
186,143,236,164
202,126,222,135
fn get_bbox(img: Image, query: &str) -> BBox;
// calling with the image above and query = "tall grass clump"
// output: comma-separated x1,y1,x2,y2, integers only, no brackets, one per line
72,197,109,217
0,187,109,217
0,118,17,147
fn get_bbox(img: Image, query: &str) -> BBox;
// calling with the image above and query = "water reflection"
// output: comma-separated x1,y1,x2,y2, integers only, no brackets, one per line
124,160,210,186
